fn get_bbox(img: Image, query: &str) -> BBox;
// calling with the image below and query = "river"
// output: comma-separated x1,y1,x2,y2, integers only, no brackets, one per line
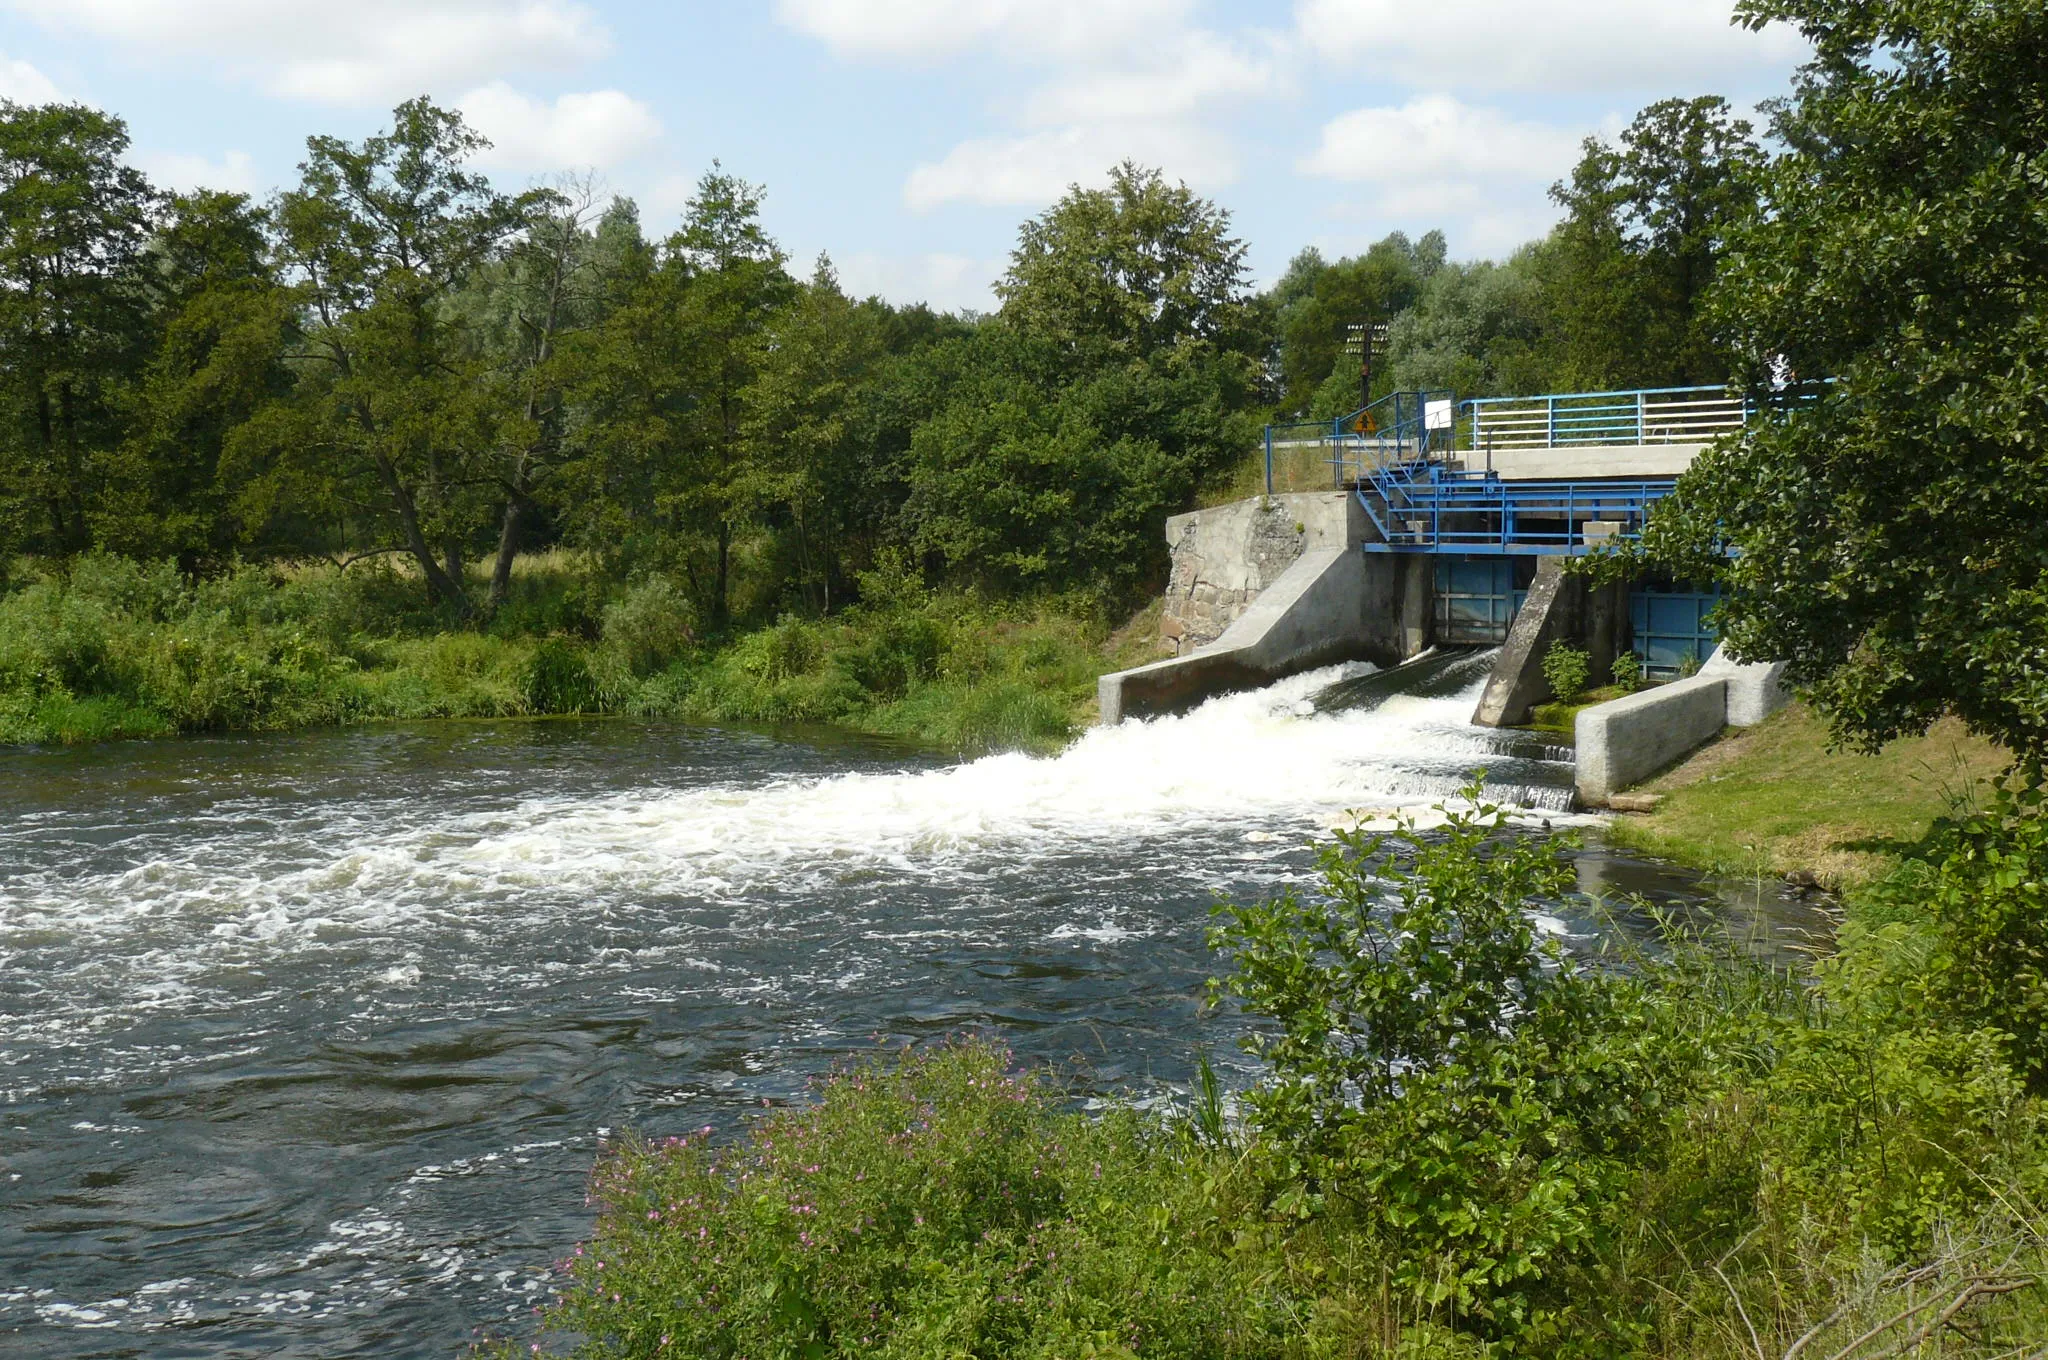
1,656,1777,1358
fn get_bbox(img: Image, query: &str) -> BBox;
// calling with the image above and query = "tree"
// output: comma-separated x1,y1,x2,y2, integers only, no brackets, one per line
0,101,156,555
740,255,889,613
1380,248,1557,404
235,98,534,611
1548,97,1764,389
1643,0,2048,754
95,190,295,564
997,161,1258,368
455,178,636,609
567,167,790,627
1268,231,1437,417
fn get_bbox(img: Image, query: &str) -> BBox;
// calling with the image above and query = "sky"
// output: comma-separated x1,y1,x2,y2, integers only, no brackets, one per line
0,1,1811,312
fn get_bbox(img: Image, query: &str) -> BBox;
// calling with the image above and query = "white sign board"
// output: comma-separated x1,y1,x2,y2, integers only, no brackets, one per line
1424,398,1454,430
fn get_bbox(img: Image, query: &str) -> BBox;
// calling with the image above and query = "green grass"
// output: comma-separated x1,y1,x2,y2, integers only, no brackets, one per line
1602,701,2011,886
0,555,1174,755
1528,683,1632,734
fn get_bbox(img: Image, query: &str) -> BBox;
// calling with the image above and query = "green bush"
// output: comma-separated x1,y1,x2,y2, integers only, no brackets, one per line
595,574,696,679
1541,642,1592,704
1610,651,1643,694
1209,786,1685,1347
539,1041,1281,1360
523,637,600,715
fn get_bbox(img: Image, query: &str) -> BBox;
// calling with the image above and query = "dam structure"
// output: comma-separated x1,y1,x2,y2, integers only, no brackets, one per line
1097,383,1789,804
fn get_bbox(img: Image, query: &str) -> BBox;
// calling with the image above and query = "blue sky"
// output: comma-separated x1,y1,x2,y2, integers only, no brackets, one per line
0,1,1810,311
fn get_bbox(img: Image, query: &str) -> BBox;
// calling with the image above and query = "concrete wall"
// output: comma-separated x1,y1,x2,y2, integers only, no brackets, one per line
1160,493,1362,653
1447,443,1706,480
1700,647,1790,726
1102,548,1385,724
1470,560,1626,728
1574,645,1791,804
1574,676,1729,805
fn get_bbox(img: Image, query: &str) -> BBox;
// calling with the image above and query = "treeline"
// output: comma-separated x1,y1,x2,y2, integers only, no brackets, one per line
1,94,1761,627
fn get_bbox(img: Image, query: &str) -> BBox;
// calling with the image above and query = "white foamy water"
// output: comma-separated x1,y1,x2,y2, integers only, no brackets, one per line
3,659,1564,951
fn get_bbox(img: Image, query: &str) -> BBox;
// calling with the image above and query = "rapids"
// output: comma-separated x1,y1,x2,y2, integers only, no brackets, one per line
1,657,1717,1358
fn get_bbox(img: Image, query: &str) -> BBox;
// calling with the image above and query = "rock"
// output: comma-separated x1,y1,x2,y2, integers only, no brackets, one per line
1605,792,1664,813
1784,868,1822,893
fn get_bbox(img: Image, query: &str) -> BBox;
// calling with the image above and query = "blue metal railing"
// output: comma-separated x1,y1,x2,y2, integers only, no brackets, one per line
1262,390,1455,494
1258,381,1822,551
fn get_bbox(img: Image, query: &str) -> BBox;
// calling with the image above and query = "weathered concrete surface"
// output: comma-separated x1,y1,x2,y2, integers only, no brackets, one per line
1575,676,1729,805
1160,493,1362,653
1472,559,1580,728
1471,557,1629,727
1447,443,1706,480
1700,645,1790,726
1101,547,1375,724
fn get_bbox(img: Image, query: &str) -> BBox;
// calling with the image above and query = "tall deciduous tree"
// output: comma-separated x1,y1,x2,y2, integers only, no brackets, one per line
740,255,888,614
998,161,1259,368
97,190,295,563
1645,0,2048,754
458,178,637,610
0,101,156,555
237,98,533,611
1549,96,1763,389
567,168,790,626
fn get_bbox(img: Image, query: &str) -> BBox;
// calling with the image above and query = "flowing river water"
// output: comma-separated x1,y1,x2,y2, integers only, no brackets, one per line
1,654,1798,1358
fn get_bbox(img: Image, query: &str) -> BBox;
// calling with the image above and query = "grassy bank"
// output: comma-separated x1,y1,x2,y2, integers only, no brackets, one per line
1601,702,2011,887
0,555,1169,753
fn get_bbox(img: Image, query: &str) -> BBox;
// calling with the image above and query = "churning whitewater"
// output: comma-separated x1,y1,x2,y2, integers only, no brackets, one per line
0,654,1595,1359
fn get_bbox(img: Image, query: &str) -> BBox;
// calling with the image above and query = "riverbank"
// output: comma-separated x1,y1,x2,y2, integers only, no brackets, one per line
0,555,1170,754
1599,701,2010,887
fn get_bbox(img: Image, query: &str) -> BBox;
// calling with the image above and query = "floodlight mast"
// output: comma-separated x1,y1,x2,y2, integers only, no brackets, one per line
1343,321,1392,410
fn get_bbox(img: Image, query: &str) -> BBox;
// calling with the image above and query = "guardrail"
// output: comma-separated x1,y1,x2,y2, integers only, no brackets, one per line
1259,383,1804,494
1264,391,1455,494
1463,385,1749,454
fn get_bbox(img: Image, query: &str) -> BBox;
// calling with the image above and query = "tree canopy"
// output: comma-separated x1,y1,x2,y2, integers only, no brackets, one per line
1642,0,2048,755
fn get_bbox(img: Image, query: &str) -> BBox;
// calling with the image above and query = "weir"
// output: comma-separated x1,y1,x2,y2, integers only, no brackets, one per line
1098,381,1795,806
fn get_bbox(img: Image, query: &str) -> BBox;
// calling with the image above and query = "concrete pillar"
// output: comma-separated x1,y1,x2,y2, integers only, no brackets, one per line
1471,557,1585,728
1397,555,1434,660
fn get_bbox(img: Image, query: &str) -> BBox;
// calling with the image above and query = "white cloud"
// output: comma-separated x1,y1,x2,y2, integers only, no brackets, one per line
1302,96,1595,260
906,122,1238,212
1301,96,1585,184
0,51,62,103
457,83,661,172
1022,29,1275,125
834,250,1003,313
136,148,262,195
1295,0,1807,94
772,0,1188,64
783,3,1276,213
4,0,609,105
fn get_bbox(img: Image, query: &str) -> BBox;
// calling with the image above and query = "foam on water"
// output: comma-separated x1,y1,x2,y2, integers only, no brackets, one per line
2,658,1568,976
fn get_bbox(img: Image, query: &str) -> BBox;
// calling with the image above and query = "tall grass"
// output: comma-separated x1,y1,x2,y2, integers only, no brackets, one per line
0,555,1156,752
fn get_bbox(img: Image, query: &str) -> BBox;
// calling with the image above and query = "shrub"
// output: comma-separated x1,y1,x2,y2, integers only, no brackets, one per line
1610,651,1643,694
524,637,600,714
541,1041,1279,1359
596,575,696,679
1857,770,2048,1091
1209,785,1684,1347
1541,641,1592,704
